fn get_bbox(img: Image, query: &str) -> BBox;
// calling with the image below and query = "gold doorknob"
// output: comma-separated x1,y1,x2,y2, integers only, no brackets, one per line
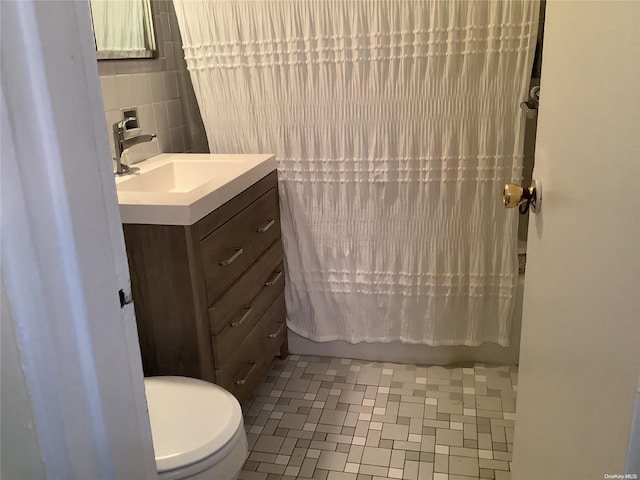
503,178,542,214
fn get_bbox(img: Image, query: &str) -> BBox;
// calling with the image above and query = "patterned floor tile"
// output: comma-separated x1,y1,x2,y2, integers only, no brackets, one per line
240,355,518,480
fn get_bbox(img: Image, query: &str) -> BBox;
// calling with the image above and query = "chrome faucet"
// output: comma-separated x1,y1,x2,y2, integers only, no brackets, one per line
113,118,157,176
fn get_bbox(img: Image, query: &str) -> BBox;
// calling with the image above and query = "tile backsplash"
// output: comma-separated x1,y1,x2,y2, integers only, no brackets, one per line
97,0,207,165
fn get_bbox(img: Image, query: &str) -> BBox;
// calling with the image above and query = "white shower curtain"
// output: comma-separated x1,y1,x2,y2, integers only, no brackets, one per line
174,0,539,346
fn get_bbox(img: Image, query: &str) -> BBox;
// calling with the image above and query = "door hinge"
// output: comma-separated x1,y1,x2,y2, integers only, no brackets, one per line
118,289,133,308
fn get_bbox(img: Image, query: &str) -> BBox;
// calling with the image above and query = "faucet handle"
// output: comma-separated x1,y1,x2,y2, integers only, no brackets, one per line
113,117,136,133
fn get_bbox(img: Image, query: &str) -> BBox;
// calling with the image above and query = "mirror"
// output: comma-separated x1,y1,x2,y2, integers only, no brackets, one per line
89,0,157,60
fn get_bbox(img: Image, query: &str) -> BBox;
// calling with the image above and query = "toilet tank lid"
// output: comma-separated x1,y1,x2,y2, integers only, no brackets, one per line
144,376,243,472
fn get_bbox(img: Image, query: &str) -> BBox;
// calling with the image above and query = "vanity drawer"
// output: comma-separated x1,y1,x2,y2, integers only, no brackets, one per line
215,322,264,401
201,188,280,304
210,263,284,364
209,267,284,363
208,239,284,335
260,292,287,360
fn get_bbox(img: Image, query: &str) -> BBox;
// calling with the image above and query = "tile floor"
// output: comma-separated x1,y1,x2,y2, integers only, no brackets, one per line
239,355,517,480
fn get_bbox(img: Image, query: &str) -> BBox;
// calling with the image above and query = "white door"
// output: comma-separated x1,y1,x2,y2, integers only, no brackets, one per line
1,1,156,478
512,2,640,479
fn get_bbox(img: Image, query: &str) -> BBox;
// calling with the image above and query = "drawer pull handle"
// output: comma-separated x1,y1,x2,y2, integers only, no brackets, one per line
268,323,286,339
265,270,283,287
231,306,252,328
219,247,243,266
235,362,257,385
257,218,275,233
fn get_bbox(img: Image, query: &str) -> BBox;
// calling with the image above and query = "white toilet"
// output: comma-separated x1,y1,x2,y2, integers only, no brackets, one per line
144,376,248,480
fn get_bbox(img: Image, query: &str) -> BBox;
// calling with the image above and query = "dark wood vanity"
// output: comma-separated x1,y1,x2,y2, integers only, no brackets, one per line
123,171,287,402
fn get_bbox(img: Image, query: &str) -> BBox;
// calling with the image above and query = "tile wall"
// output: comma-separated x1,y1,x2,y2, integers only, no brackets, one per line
97,0,208,165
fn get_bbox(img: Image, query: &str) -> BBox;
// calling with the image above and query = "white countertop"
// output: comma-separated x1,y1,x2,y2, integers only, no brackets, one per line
115,153,277,225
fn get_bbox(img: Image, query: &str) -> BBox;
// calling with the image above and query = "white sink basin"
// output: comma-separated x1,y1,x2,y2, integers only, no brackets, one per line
117,161,222,193
115,153,276,225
